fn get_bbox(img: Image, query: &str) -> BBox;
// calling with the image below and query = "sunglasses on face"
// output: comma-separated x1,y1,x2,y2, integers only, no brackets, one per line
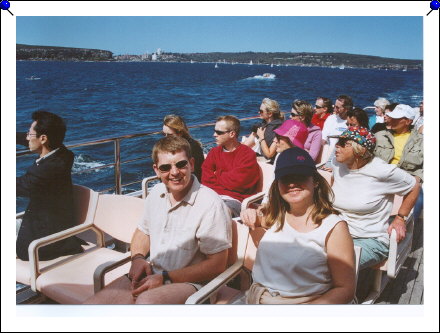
335,138,352,148
214,129,231,135
259,109,265,114
315,105,324,109
157,159,189,172
280,174,310,185
290,112,300,117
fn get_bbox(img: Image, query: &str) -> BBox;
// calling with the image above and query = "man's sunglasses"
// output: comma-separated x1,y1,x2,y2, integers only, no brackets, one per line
315,105,324,109
214,130,231,135
157,160,189,172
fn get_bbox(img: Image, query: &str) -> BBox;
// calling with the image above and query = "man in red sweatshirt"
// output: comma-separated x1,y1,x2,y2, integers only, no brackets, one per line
202,115,261,217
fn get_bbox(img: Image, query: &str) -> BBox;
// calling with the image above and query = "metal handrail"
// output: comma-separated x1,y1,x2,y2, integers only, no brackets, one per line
16,116,260,194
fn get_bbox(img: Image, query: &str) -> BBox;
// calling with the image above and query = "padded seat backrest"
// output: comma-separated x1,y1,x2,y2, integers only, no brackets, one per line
72,184,99,226
93,194,145,243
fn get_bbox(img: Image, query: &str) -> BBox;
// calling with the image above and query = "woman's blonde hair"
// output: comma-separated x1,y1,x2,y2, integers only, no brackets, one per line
262,98,284,120
163,114,191,140
293,100,314,126
262,172,339,232
350,140,374,162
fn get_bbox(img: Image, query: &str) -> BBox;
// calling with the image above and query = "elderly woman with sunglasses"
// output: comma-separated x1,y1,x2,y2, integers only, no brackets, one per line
331,126,420,270
241,148,356,304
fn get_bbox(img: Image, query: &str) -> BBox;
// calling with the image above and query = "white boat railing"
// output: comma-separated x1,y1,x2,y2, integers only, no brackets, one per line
16,116,260,195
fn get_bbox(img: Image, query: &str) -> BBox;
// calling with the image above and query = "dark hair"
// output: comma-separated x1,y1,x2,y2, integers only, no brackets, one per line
31,111,67,149
317,97,333,114
347,107,370,129
384,103,398,112
251,123,260,134
337,95,354,110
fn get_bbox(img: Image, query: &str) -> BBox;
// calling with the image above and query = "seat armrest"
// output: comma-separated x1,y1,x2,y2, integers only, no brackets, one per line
141,176,159,199
185,260,245,304
28,222,104,291
93,252,131,293
241,192,265,211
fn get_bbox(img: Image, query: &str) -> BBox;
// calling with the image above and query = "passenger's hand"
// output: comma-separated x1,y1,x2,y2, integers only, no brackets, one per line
320,166,333,172
240,208,260,230
129,258,152,289
256,127,265,141
131,274,163,297
388,217,407,243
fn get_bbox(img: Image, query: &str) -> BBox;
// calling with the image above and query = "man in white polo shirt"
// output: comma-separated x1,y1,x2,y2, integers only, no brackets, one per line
321,95,353,150
84,136,232,304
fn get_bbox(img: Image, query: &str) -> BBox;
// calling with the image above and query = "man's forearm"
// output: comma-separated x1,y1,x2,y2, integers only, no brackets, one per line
166,250,228,284
130,228,150,257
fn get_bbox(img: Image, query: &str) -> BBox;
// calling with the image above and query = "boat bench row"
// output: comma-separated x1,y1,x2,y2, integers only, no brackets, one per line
16,160,414,304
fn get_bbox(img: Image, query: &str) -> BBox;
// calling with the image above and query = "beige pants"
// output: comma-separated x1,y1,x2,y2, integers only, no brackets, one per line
246,283,321,304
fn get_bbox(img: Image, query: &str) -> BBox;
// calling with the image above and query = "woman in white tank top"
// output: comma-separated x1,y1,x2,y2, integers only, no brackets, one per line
241,147,355,304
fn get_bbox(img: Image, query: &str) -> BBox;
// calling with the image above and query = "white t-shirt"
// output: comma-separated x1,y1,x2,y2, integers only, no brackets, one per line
375,115,384,124
331,157,416,245
252,214,344,298
321,114,348,150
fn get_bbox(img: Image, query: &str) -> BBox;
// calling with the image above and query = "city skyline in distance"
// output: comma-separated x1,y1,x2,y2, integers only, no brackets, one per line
16,16,423,60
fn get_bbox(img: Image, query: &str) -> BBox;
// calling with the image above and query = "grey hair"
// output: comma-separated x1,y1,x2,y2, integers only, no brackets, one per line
374,98,390,110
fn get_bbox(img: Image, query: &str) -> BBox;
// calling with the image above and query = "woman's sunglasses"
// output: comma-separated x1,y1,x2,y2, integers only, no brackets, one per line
157,160,189,172
335,138,352,148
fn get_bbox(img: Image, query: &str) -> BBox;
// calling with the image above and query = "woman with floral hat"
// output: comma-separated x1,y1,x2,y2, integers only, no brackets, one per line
331,126,420,270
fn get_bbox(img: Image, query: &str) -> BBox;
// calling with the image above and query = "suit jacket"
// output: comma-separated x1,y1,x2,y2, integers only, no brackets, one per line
16,145,84,260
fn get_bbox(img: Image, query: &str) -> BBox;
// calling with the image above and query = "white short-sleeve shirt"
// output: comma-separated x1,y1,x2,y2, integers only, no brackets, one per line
331,157,416,245
137,177,232,273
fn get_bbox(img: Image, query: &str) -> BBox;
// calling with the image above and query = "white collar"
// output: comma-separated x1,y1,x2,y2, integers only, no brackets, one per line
36,148,59,165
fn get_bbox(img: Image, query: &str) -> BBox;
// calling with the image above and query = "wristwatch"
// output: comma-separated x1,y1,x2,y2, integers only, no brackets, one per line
397,213,407,222
162,270,172,284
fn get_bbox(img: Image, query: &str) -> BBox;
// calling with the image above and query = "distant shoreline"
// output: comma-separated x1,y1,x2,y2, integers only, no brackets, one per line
16,44,423,71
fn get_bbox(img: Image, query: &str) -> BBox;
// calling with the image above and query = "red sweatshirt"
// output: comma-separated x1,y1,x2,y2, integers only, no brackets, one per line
202,144,261,202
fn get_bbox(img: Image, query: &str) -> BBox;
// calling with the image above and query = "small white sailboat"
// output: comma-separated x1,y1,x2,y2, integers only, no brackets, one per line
270,63,273,68
215,63,218,69
249,60,253,65
339,64,345,70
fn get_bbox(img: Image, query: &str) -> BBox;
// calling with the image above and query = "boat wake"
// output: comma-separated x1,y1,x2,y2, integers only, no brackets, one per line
73,154,106,173
245,73,276,80
25,76,41,80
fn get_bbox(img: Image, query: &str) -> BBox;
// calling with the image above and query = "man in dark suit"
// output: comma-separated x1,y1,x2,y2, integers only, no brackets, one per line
16,111,84,261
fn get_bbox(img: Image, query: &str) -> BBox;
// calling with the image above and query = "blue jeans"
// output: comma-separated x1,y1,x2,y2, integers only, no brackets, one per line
413,187,423,221
353,238,389,270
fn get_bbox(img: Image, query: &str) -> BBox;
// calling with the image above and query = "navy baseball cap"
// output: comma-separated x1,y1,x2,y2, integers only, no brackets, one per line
274,147,316,180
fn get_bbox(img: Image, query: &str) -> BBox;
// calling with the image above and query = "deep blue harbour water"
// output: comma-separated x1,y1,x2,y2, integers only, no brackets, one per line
16,61,423,212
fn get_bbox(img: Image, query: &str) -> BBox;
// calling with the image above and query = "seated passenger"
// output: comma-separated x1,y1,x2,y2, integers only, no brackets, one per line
322,95,352,151
261,119,308,204
242,98,283,162
162,114,205,181
369,97,390,129
332,126,420,269
241,148,355,304
347,107,370,129
202,115,261,217
290,100,322,161
311,97,333,130
84,136,231,304
16,111,85,260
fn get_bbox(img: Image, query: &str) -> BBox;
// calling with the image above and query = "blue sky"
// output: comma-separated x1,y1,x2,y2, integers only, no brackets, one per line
16,16,423,60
